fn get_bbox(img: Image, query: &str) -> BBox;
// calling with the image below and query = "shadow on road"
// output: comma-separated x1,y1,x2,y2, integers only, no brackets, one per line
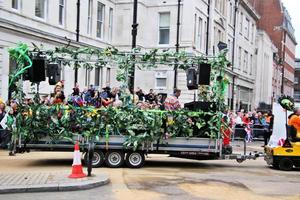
24,157,267,170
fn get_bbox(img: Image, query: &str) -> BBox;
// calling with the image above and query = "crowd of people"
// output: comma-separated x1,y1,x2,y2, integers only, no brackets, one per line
223,110,274,146
36,81,182,111
0,81,183,149
0,80,278,149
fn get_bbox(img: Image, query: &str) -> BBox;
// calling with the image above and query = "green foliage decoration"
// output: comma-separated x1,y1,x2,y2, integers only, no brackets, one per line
7,43,230,150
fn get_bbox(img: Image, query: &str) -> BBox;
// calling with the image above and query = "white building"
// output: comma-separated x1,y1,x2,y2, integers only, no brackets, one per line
0,0,119,100
116,0,210,104
254,30,278,108
0,0,274,111
231,0,259,111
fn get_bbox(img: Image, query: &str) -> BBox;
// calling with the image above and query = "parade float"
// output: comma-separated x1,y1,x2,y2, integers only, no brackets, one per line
6,43,260,168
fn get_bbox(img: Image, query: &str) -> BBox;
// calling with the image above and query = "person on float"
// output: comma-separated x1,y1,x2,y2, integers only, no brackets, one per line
68,84,83,107
50,81,65,104
164,89,181,111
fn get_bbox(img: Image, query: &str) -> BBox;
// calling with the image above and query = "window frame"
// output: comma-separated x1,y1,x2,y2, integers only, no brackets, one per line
35,0,48,20
243,50,248,73
238,47,242,70
239,12,243,34
96,2,105,39
58,0,65,26
108,7,113,42
87,0,93,35
12,0,21,11
155,71,167,89
94,67,103,87
245,17,250,39
158,12,171,45
106,67,111,86
197,17,203,50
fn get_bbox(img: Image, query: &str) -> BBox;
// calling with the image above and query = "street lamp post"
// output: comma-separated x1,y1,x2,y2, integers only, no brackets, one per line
130,0,138,91
74,0,80,86
174,0,181,89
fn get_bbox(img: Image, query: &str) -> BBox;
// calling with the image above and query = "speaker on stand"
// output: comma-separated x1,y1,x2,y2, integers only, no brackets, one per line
186,68,198,90
26,56,46,83
47,63,61,85
198,63,211,85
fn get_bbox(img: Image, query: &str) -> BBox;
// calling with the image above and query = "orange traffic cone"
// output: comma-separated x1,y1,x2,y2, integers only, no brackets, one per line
68,142,86,178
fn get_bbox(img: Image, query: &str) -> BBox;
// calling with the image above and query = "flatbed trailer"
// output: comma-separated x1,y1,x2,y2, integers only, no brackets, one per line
18,135,262,168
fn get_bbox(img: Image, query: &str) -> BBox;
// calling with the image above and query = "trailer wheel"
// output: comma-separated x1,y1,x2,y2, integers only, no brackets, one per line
105,151,124,168
125,152,145,168
279,158,294,171
84,150,104,168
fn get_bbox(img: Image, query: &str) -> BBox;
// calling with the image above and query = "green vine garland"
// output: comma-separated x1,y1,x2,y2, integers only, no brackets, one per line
7,43,230,150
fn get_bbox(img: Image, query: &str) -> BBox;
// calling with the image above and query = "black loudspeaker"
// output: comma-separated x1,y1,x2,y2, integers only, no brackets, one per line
47,63,61,85
26,57,46,82
198,63,211,85
186,68,198,90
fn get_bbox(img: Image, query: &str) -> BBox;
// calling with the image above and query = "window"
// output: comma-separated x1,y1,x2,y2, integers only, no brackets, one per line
197,17,203,50
12,0,20,10
229,2,234,25
159,12,170,44
155,71,167,89
96,2,105,39
59,0,65,25
295,77,299,84
35,0,47,19
250,54,253,75
87,0,93,35
251,24,255,43
217,30,222,43
204,21,207,50
156,78,167,88
193,14,197,44
238,47,242,70
106,68,111,85
294,91,300,100
95,67,103,86
108,8,113,41
216,0,224,15
85,69,91,86
239,12,243,34
245,18,250,39
227,39,231,61
244,51,248,73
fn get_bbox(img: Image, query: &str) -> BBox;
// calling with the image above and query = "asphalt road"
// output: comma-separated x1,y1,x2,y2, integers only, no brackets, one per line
0,142,299,200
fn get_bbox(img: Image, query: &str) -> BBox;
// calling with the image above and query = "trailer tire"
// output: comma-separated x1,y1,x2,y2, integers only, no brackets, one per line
84,150,104,168
105,151,124,168
279,158,293,171
125,152,145,168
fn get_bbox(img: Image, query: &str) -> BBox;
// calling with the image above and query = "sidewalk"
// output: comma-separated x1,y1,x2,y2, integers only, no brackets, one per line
0,172,109,194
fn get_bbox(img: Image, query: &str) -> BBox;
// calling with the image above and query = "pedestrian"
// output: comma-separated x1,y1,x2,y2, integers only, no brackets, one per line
263,111,274,146
0,98,7,149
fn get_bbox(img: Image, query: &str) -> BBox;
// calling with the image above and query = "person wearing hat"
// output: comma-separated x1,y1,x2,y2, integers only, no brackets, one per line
68,86,83,107
51,81,65,104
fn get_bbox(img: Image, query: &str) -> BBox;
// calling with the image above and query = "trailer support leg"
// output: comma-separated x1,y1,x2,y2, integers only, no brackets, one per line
87,142,95,177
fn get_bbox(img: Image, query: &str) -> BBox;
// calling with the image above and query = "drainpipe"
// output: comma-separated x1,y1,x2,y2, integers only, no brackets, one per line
231,0,239,110
205,0,210,55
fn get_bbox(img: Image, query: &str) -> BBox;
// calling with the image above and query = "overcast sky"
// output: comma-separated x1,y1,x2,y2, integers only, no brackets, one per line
281,0,300,58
